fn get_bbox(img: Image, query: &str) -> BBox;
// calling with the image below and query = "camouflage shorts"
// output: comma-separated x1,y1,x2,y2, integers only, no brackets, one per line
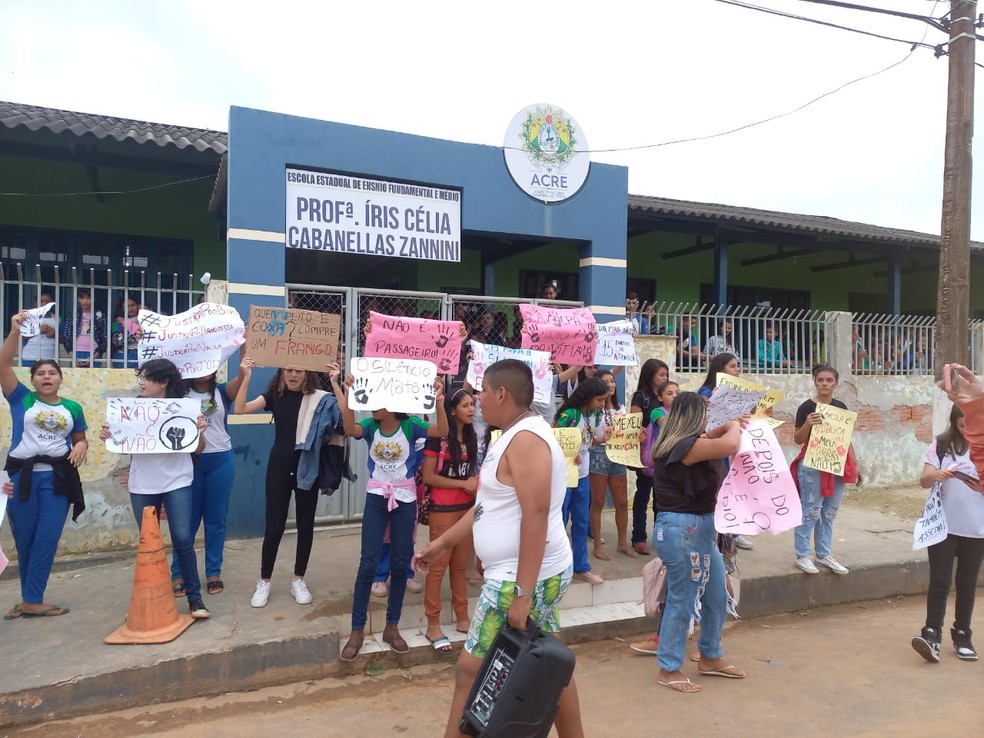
464,565,573,660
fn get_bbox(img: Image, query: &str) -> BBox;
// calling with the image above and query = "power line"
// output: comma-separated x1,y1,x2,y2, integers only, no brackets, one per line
795,0,948,31
0,174,214,198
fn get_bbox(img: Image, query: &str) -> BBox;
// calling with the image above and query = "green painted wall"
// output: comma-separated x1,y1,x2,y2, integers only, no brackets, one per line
493,242,579,297
0,153,224,279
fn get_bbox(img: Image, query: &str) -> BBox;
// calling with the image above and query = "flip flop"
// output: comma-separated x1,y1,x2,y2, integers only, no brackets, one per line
657,678,702,693
698,665,745,679
207,579,224,595
172,580,186,598
426,634,453,654
3,604,23,620
21,606,70,618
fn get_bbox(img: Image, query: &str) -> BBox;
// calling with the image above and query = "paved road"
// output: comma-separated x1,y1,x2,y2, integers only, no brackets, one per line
8,594,982,738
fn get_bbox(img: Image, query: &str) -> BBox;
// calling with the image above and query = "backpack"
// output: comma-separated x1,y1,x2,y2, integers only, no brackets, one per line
416,438,449,525
642,555,667,618
640,421,658,477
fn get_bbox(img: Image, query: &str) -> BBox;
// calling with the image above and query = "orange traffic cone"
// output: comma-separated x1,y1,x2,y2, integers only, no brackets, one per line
105,506,195,644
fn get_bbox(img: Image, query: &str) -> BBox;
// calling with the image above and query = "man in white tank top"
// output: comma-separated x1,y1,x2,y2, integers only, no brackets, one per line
414,359,583,738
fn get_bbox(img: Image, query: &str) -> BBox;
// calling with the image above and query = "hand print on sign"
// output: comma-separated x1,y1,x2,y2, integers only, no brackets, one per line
466,341,553,403
364,312,463,373
519,304,597,366
353,377,371,405
348,356,439,414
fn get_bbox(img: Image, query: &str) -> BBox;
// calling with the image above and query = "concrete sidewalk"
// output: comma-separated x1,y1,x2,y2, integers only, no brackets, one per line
0,502,953,728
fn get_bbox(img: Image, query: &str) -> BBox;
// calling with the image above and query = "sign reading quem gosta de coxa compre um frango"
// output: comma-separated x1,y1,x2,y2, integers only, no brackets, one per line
285,168,462,262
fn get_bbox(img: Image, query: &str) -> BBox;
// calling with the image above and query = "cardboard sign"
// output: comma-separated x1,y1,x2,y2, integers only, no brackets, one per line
803,403,857,476
706,383,767,433
913,484,948,550
519,304,597,366
104,398,202,455
593,320,638,367
467,341,553,403
715,420,801,536
20,302,56,337
246,305,340,372
365,311,463,373
491,426,580,487
138,303,245,378
348,356,438,414
605,412,643,466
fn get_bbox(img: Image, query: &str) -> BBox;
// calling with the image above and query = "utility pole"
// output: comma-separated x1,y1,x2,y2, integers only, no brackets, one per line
936,0,977,376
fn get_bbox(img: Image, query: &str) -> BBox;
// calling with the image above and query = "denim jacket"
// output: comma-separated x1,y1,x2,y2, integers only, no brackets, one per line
295,392,342,491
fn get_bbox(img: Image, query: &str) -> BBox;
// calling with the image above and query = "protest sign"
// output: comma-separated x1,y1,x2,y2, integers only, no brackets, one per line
348,356,438,414
246,305,340,372
491,426,580,486
593,320,638,367
912,484,948,550
467,341,553,403
706,383,767,433
605,412,643,467
365,311,463,374
19,302,56,338
519,304,597,366
138,303,245,379
716,374,783,418
714,420,801,536
803,403,858,476
104,398,202,455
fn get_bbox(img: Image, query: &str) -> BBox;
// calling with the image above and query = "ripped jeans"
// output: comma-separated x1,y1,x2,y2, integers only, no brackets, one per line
652,511,727,672
794,465,845,559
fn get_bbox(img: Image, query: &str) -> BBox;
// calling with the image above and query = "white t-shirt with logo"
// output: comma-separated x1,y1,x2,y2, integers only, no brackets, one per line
925,441,984,538
6,383,87,472
129,452,194,496
189,385,232,453
359,417,429,503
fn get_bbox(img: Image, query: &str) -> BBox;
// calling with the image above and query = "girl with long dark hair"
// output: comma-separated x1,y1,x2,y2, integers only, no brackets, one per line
2,312,88,619
912,403,984,662
418,388,479,652
629,358,669,554
699,353,740,398
98,358,209,618
234,357,340,609
651,392,744,692
555,376,609,585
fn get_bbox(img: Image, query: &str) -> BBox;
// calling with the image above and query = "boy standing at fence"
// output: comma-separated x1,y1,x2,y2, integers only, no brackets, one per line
414,359,583,738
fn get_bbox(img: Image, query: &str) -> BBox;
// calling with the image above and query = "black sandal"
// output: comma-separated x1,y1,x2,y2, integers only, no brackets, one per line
172,580,186,597
207,579,224,595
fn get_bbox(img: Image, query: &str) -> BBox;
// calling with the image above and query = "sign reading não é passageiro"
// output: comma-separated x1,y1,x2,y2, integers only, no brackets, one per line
246,305,340,372
285,169,462,262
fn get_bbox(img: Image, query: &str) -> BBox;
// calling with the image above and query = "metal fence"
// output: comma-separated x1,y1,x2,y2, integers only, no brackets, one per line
638,303,832,376
1,263,204,368
850,313,934,376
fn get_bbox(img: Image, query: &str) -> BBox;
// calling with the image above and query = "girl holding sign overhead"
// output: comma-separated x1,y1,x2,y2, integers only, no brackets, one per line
98,359,210,619
1,311,87,619
790,365,861,576
555,377,609,586
911,402,984,663
234,358,340,609
331,365,448,661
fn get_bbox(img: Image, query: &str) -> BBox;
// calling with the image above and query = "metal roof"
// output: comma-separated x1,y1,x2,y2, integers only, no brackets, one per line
0,100,228,155
629,194,983,250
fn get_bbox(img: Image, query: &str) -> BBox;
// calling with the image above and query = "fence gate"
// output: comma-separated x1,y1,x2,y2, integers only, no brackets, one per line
283,285,581,525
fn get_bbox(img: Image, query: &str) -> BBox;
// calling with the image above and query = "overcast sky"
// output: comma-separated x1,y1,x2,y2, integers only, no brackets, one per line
2,0,981,238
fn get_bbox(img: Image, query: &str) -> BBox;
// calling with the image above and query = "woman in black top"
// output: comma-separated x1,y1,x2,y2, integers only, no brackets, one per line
650,392,744,693
629,358,669,554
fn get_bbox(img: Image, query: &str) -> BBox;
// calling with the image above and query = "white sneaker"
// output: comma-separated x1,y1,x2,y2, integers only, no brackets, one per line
795,557,820,575
735,535,755,550
251,579,271,607
291,578,313,605
816,555,849,575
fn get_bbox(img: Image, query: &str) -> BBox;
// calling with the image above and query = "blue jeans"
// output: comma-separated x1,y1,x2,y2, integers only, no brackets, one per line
652,512,727,672
563,475,591,574
7,471,69,604
794,465,845,559
171,450,235,581
351,494,417,631
375,542,415,583
131,486,201,602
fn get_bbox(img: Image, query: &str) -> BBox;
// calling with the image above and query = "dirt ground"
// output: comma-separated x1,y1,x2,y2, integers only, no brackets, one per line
847,483,927,520
10,593,982,738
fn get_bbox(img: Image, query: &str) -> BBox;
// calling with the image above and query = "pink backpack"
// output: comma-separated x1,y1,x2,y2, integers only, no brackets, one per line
642,556,667,618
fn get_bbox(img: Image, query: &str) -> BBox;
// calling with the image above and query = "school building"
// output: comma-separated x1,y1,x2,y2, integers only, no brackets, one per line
0,99,978,550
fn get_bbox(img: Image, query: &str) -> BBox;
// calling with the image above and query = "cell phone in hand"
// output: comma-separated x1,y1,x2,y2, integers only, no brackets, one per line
951,470,977,484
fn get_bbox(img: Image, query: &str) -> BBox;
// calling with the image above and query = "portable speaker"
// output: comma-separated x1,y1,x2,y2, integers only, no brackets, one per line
460,620,576,738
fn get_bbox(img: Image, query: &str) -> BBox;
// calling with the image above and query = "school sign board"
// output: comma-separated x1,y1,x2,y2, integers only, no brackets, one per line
285,169,462,262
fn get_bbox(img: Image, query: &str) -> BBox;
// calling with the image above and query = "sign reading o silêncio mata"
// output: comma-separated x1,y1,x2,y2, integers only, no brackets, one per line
503,103,590,203
285,169,462,262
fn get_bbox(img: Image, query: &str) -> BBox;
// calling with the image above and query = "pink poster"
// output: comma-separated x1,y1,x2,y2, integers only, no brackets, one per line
365,312,463,374
714,419,802,536
519,304,597,366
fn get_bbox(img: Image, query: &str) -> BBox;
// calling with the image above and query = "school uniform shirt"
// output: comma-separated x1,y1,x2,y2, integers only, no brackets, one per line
925,441,984,538
424,436,475,510
190,385,232,453
128,452,194,496
359,417,430,503
556,408,592,479
6,383,87,472
590,404,626,441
